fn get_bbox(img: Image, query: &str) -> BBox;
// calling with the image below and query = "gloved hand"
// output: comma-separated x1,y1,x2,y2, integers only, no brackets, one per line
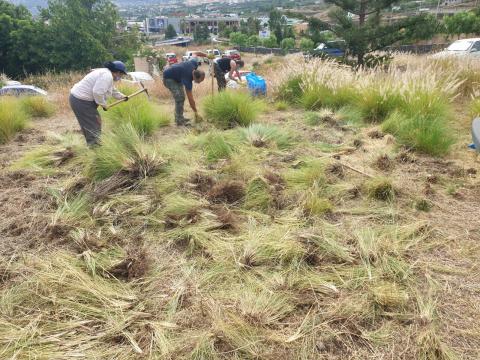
123,96,129,102
102,105,108,111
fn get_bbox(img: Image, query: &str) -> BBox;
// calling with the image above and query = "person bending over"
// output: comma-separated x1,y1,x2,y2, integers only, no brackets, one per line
70,61,127,146
213,58,244,91
163,55,206,126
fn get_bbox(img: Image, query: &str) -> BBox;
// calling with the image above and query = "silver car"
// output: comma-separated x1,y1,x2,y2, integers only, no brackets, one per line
0,84,48,96
433,38,480,58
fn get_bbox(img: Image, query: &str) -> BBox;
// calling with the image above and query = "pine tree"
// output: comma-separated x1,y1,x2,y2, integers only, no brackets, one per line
165,24,177,39
326,0,439,64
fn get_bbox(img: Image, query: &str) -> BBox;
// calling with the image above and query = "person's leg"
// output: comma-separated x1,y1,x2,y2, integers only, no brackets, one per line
163,78,187,125
69,94,101,146
214,64,226,91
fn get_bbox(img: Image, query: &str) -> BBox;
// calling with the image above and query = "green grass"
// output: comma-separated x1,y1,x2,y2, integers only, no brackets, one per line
21,96,55,118
196,131,237,163
239,123,295,149
88,123,165,181
469,98,480,118
0,97,29,144
105,97,170,136
382,111,454,156
202,91,265,129
274,101,288,111
353,86,403,123
277,75,303,104
300,84,334,110
244,177,272,211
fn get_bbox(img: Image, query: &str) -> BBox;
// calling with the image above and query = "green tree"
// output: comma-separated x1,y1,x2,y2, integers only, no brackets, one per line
281,37,295,50
229,31,248,46
165,24,177,39
444,11,479,38
194,23,210,43
325,0,440,64
247,35,261,46
262,34,278,48
300,37,315,52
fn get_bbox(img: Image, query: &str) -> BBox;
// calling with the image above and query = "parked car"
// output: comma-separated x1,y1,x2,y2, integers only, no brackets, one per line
182,51,202,65
204,49,222,63
122,72,154,86
433,38,480,58
310,41,346,58
0,84,47,96
222,49,241,61
166,53,178,65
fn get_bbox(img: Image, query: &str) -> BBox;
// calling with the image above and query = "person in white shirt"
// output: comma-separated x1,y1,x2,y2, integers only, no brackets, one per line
69,61,128,146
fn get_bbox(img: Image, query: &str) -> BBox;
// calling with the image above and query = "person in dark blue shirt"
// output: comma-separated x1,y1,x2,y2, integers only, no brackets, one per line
163,57,205,126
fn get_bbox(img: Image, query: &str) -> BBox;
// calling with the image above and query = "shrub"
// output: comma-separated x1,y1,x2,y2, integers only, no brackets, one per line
239,124,295,149
337,106,364,125
365,177,395,201
202,91,264,129
105,95,170,136
21,96,55,118
0,97,29,144
88,124,165,181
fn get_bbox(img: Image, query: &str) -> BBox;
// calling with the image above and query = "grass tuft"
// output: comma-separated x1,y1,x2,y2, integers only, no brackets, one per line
244,177,272,211
202,91,264,129
0,97,29,144
21,96,56,118
239,123,295,149
88,124,166,181
365,177,395,201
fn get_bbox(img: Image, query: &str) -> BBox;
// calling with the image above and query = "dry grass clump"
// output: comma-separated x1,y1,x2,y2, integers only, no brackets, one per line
0,97,29,144
243,177,272,211
365,177,395,201
202,91,265,128
20,96,56,118
239,123,295,149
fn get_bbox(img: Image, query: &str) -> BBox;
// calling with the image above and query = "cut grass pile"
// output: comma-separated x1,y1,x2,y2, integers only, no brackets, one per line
0,97,29,144
202,91,265,128
3,54,474,359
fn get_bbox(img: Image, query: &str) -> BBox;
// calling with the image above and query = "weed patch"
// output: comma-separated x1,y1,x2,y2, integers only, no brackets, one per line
21,96,55,118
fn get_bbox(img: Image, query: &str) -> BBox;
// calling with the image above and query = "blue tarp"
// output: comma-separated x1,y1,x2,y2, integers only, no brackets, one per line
245,72,267,96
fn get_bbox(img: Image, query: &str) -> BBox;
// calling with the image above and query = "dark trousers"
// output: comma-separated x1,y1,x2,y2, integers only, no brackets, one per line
163,78,187,125
214,63,227,92
69,94,101,146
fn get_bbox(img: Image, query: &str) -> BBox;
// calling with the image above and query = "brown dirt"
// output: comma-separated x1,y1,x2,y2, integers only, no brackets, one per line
106,248,150,280
207,180,245,204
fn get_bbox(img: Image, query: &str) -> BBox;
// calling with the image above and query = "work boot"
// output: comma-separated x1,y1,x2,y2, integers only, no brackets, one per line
176,118,191,127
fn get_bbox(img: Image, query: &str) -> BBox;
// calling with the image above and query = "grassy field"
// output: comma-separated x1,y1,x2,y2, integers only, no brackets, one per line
0,54,479,359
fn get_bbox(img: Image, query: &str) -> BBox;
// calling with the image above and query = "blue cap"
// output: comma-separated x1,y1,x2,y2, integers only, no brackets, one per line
111,61,127,74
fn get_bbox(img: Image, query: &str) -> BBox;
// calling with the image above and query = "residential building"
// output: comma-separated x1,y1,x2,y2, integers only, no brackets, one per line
181,16,240,35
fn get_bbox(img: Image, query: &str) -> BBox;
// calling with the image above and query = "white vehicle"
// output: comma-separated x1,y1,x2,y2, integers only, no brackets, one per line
182,51,202,65
0,84,47,96
204,49,222,63
433,38,480,58
122,71,155,86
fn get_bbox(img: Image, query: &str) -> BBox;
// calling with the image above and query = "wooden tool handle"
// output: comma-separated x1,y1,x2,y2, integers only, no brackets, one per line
106,88,146,109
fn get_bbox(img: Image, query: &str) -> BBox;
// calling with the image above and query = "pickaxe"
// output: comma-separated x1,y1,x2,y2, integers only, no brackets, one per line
106,82,149,110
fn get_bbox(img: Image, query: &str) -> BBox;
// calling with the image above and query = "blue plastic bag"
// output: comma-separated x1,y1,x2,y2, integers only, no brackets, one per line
246,72,267,96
